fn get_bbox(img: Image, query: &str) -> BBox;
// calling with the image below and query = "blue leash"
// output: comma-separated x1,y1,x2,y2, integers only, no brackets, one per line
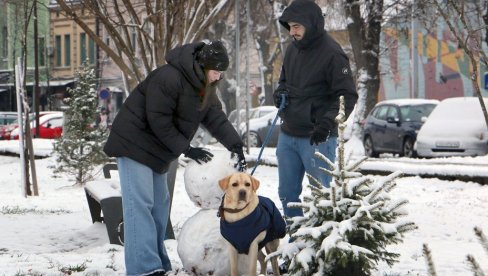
250,94,287,175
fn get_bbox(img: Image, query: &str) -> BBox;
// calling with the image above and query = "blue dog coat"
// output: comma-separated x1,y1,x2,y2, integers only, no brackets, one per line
220,196,286,254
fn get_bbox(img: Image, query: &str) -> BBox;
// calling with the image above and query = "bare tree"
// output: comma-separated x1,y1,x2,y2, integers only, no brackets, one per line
428,0,488,129
8,0,39,196
343,0,384,130
249,0,288,106
55,0,234,90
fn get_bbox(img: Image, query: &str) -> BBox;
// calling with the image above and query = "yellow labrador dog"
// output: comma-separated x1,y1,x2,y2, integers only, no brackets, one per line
218,172,286,276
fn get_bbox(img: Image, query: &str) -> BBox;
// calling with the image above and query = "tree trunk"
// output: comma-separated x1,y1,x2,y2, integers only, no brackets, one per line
345,0,383,135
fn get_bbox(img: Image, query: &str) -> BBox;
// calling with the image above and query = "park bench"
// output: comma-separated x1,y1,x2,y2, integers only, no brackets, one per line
84,161,177,245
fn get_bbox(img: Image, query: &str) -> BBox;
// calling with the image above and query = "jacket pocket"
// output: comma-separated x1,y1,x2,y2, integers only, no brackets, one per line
281,97,313,128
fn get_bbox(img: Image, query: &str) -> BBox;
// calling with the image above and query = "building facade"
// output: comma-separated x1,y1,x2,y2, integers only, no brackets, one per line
0,0,51,111
379,16,488,101
48,0,98,109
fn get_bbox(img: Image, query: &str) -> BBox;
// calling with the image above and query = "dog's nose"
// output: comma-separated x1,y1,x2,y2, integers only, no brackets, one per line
239,189,247,200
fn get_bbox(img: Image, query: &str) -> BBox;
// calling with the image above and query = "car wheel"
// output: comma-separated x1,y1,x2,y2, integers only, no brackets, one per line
401,137,416,158
364,136,379,157
243,131,261,147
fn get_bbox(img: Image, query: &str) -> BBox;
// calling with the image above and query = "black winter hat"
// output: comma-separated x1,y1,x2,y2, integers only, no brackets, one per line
197,41,230,71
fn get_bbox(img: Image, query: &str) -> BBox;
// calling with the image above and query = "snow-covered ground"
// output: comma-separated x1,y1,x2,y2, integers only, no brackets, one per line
0,138,488,275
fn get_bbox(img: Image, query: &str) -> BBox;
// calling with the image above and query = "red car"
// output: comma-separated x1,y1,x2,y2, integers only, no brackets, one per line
0,112,61,140
10,112,64,140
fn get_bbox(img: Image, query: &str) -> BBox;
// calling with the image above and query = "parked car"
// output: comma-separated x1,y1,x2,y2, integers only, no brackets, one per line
0,112,17,127
0,111,60,140
0,121,18,140
10,112,64,140
415,97,488,158
362,99,439,157
229,106,277,130
241,110,280,147
241,105,358,148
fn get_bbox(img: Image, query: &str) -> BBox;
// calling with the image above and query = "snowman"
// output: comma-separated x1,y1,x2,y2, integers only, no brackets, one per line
177,149,252,275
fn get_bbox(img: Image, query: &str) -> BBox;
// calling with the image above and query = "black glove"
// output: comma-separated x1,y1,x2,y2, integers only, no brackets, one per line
230,144,247,171
310,122,332,146
184,147,214,164
273,88,288,109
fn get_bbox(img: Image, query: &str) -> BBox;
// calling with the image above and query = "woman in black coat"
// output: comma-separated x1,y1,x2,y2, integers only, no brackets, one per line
103,41,245,276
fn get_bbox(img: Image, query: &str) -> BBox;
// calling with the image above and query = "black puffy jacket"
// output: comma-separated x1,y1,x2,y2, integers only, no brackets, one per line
275,0,358,137
103,42,242,173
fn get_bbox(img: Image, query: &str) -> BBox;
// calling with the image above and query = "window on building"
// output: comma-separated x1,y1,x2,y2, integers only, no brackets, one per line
39,37,45,66
88,37,95,64
2,27,7,58
55,35,61,66
80,33,86,63
64,34,70,66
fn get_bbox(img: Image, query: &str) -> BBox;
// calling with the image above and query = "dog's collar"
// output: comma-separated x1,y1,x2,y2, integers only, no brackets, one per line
217,195,250,220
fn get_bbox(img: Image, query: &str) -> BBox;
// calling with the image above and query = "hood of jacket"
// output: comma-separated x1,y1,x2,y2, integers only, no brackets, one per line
279,0,325,49
165,42,207,90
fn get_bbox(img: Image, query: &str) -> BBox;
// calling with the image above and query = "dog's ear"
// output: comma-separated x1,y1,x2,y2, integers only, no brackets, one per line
218,175,231,191
250,175,260,191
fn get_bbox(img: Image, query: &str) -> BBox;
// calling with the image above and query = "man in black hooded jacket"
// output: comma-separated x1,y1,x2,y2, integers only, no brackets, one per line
103,41,246,276
274,0,358,218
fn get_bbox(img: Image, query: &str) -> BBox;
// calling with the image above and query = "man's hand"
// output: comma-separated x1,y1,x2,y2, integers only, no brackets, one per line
310,125,330,146
273,88,288,109
310,129,329,146
184,147,214,164
230,144,247,171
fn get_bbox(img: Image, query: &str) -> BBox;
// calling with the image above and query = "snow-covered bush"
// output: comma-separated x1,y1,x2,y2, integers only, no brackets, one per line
271,96,417,275
53,63,109,185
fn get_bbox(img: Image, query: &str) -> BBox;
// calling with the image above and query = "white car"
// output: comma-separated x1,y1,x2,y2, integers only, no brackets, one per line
415,97,488,157
229,106,277,129
240,110,280,147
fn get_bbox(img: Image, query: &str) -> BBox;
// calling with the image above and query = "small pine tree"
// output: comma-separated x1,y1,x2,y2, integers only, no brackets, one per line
53,63,109,185
425,227,488,276
271,96,417,275
423,243,437,276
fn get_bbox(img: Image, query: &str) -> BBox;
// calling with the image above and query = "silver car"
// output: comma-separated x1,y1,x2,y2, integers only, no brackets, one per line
415,97,488,157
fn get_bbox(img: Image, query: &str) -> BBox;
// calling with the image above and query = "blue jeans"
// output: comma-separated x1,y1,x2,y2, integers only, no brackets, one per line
276,132,337,218
117,157,172,275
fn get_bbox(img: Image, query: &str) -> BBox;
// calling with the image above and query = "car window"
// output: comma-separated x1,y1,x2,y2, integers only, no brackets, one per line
44,118,63,128
373,106,388,120
400,104,437,122
386,106,398,119
5,118,16,124
0,114,16,122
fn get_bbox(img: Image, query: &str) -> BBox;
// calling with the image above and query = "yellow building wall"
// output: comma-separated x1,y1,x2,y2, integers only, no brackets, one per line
50,7,96,79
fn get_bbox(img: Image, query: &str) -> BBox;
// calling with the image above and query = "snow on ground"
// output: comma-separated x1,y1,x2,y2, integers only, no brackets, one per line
0,138,487,275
